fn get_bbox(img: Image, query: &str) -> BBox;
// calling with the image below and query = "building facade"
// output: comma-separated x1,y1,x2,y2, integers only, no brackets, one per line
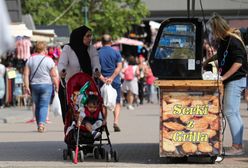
142,0,248,28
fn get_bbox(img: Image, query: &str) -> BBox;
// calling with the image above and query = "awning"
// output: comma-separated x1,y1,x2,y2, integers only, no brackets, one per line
94,37,144,49
32,30,56,37
9,23,33,37
9,24,56,42
31,30,56,42
149,21,161,29
115,37,144,46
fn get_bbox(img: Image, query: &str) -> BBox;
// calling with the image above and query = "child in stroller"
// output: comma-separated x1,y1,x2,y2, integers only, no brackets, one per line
63,72,118,162
76,94,103,140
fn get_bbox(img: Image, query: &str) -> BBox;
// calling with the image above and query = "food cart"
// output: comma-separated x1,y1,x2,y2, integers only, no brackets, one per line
149,18,223,163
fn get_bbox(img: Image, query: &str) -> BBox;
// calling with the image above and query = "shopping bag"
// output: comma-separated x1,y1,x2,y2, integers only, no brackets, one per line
51,92,62,116
100,84,117,112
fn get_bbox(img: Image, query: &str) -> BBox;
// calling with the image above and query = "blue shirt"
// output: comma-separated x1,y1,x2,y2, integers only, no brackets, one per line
98,46,122,84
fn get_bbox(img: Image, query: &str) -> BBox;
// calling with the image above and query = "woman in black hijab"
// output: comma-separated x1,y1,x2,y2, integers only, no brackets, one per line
69,25,93,76
59,25,102,79
58,25,104,123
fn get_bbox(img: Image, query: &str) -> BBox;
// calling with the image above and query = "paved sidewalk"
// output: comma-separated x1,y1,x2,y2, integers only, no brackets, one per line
0,100,248,167
0,106,33,124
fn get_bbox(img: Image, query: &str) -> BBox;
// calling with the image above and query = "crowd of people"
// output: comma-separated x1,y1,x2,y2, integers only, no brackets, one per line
0,25,157,133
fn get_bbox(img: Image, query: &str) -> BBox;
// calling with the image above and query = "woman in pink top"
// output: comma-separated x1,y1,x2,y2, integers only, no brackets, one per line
145,66,156,103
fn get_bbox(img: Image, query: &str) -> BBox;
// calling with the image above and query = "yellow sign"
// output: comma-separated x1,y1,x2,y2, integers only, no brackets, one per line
172,131,208,143
173,104,208,115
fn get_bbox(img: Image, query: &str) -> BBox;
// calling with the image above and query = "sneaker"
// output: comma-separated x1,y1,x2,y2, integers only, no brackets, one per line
127,105,134,110
92,131,101,140
25,119,36,124
224,146,244,156
113,124,121,132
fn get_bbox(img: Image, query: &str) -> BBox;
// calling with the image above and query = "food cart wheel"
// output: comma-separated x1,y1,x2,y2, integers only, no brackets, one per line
171,156,188,163
179,156,188,163
161,157,172,163
210,156,217,164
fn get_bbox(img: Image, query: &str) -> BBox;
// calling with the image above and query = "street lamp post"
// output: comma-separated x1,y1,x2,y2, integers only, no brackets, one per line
83,0,88,26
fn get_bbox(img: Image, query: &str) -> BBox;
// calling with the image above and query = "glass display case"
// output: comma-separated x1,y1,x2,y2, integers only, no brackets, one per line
149,18,203,79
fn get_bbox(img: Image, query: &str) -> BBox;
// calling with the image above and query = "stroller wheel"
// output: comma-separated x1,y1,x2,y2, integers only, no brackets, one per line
71,150,75,162
113,150,119,162
105,151,111,162
93,147,100,159
63,149,68,160
79,150,84,162
99,148,105,159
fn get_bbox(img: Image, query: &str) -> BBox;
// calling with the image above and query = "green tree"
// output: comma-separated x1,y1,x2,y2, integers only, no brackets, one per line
21,0,149,39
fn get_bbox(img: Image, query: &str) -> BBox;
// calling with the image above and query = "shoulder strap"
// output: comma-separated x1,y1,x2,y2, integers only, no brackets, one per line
30,56,46,82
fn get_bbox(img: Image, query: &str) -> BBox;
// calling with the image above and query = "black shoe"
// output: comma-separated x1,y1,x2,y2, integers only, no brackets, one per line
113,124,121,132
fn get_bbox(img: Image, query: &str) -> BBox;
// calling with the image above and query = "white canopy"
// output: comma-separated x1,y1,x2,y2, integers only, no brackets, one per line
94,37,144,49
32,30,56,42
9,24,56,42
149,21,161,29
9,23,33,37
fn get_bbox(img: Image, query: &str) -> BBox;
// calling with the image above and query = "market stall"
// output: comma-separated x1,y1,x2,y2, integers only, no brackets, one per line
149,18,223,163
94,37,144,57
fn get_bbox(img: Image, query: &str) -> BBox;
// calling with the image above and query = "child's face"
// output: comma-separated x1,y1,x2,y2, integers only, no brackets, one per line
87,103,97,113
72,91,79,104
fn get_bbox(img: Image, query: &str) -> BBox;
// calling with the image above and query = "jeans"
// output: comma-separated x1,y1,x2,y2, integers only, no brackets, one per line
224,77,246,145
31,84,53,126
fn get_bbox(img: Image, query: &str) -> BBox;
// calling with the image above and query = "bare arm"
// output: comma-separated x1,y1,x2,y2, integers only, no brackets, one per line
23,65,31,95
50,67,59,92
221,62,242,81
106,62,122,84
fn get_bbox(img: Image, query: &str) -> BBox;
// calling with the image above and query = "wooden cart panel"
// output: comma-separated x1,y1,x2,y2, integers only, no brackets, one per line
157,80,223,157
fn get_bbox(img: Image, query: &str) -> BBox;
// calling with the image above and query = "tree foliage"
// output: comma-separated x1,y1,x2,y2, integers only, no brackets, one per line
21,0,149,40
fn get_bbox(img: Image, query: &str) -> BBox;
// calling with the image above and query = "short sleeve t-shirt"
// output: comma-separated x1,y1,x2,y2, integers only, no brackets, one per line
26,54,55,84
99,46,122,84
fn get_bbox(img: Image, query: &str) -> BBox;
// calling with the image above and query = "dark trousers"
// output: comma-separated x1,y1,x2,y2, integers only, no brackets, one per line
59,79,67,124
0,98,3,106
138,78,145,104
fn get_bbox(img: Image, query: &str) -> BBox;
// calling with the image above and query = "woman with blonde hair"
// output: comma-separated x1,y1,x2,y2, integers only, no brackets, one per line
204,13,247,156
24,41,59,133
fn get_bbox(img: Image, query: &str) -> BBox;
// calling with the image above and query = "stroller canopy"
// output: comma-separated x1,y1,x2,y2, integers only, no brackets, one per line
66,72,101,105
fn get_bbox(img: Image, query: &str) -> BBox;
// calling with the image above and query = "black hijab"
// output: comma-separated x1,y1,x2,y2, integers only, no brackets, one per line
69,25,92,76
